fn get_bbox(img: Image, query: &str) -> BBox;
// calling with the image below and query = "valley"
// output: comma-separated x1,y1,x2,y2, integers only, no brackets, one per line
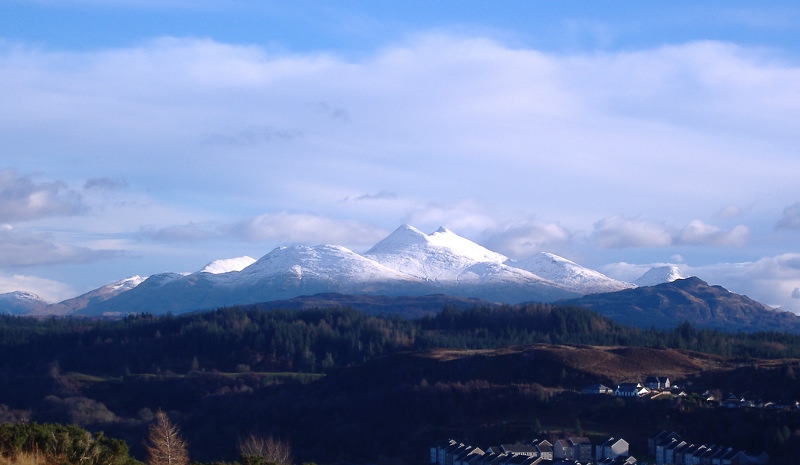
2,303,800,464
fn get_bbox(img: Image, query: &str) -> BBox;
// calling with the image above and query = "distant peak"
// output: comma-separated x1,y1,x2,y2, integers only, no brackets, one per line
635,265,684,287
200,256,257,274
435,226,451,234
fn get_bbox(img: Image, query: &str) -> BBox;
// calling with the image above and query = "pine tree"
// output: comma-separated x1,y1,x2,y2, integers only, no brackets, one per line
145,410,189,465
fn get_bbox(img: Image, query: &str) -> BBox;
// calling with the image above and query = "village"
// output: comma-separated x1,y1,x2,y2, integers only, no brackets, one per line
431,431,768,465
430,376,778,465
582,376,800,411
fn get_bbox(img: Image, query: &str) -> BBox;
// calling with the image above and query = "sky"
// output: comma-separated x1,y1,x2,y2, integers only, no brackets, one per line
2,1,800,313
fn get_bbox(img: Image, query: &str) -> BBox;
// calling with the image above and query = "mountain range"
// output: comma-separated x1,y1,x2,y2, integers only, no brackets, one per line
1,225,636,316
2,224,790,332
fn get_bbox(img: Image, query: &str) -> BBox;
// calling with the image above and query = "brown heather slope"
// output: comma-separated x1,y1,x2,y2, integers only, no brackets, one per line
248,343,800,464
370,344,724,389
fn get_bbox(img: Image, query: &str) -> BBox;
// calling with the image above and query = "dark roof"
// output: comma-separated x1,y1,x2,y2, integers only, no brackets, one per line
501,444,537,455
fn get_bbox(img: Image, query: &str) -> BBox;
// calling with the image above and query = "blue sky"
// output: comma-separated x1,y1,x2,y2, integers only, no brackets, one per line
2,1,800,313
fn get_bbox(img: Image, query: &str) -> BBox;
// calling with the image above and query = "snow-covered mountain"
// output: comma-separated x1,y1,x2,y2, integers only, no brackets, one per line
22,225,644,317
0,291,48,315
200,256,257,274
34,276,148,316
508,252,635,295
364,225,579,302
364,225,509,280
74,244,433,316
635,265,684,287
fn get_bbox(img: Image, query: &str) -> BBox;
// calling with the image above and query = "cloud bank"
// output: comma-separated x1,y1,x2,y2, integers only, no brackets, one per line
0,34,798,312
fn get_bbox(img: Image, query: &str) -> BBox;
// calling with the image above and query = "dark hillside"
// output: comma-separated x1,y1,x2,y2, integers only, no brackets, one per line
3,305,800,463
560,277,800,332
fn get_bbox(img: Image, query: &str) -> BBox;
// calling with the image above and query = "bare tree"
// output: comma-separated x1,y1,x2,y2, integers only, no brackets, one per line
239,433,293,465
145,410,189,465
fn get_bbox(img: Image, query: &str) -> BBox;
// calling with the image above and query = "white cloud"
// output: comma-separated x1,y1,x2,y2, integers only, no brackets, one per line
0,169,84,222
716,205,744,220
401,201,497,235
228,213,388,250
84,177,129,191
0,273,74,303
591,216,673,248
1,34,799,307
592,216,750,248
0,226,115,266
139,222,222,242
676,220,749,246
777,201,800,230
481,221,572,259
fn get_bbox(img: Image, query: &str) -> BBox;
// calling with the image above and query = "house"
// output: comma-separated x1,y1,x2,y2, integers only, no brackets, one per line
569,437,593,463
645,376,671,391
582,383,614,395
459,451,486,465
432,439,459,464
723,394,749,409
662,439,688,465
597,456,637,465
596,438,629,461
447,444,471,465
499,454,531,465
672,442,693,465
500,444,538,457
683,444,707,465
474,452,505,465
534,440,553,461
615,382,650,397
453,446,484,465
649,431,681,456
553,440,573,461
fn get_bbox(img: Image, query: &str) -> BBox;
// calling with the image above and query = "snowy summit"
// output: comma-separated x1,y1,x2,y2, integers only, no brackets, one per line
9,225,694,317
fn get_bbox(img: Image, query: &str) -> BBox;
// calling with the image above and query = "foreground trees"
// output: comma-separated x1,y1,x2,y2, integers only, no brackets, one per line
239,434,293,465
0,422,138,465
145,411,189,465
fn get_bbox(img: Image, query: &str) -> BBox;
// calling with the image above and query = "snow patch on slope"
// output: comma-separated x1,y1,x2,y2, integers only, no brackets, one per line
239,245,419,284
200,256,257,274
509,252,634,294
635,265,684,287
0,291,48,315
364,225,509,281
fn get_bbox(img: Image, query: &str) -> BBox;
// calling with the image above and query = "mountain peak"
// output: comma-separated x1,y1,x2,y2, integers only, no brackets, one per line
200,256,257,274
0,291,49,315
365,225,508,279
635,265,684,287
509,252,634,295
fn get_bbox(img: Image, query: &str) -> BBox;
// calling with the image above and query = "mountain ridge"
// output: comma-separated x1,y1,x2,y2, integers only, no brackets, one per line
4,225,768,323
559,276,800,332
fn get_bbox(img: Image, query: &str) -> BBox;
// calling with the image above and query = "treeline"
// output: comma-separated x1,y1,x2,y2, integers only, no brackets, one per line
0,422,138,465
2,303,800,377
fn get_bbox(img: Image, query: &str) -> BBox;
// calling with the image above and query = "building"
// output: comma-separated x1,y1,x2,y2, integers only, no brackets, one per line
596,438,629,461
615,382,650,397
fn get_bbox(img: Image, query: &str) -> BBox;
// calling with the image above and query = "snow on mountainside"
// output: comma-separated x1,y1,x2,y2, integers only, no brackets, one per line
75,245,432,316
0,291,47,315
30,225,652,316
509,252,635,295
236,245,423,286
200,256,256,274
364,225,509,281
364,225,579,302
36,276,147,316
635,265,684,287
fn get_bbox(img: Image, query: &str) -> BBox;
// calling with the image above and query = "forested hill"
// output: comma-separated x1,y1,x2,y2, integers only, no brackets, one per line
2,304,800,377
4,304,800,463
